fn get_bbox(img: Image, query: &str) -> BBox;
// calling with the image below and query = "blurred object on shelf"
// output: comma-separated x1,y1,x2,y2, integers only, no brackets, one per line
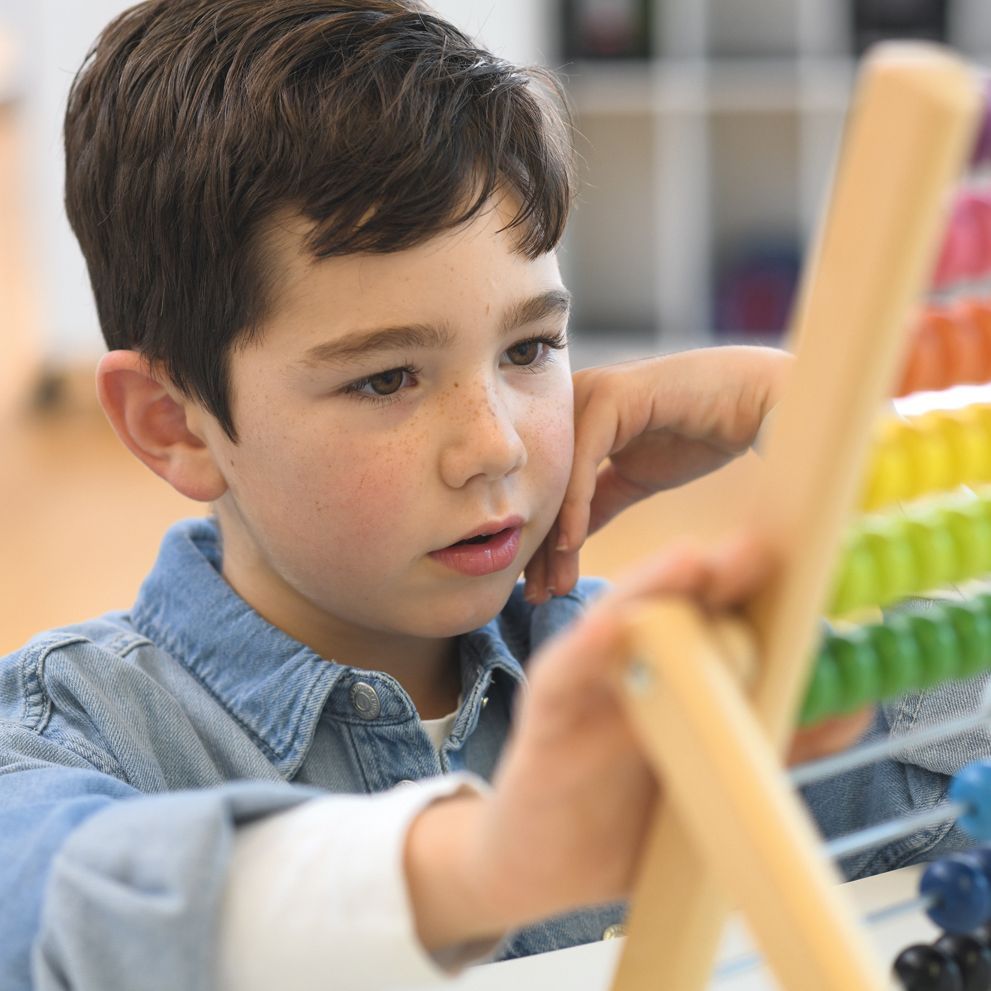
559,0,652,60
852,0,948,56
714,241,800,342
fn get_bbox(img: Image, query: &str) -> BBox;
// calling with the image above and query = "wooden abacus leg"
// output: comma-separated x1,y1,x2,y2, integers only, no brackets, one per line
619,600,887,991
611,42,980,991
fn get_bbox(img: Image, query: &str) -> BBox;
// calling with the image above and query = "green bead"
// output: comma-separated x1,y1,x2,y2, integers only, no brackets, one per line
865,620,924,698
863,517,916,606
800,645,843,726
940,502,991,581
943,600,991,679
902,608,962,688
902,511,958,591
831,629,882,712
830,533,878,615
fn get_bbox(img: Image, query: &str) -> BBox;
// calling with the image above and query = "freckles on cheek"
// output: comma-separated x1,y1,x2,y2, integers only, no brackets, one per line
527,400,576,488
328,446,427,544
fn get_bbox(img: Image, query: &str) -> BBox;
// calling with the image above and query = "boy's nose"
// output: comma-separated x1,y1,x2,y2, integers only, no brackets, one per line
438,383,527,489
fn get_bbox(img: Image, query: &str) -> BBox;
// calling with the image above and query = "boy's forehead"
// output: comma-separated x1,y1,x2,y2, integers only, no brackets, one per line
256,204,563,339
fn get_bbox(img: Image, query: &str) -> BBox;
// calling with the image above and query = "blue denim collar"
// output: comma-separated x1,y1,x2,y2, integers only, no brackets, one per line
129,518,526,775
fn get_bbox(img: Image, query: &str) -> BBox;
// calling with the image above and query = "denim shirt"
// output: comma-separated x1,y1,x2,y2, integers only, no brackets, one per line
0,518,988,990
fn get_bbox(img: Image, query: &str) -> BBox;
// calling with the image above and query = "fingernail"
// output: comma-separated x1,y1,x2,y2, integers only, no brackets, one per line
555,535,569,552
524,585,538,603
546,585,556,599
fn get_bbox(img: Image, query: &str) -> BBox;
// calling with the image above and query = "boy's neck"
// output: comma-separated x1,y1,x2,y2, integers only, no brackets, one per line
215,516,465,718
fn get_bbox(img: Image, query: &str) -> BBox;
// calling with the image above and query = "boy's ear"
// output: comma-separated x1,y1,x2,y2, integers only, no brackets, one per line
96,350,228,503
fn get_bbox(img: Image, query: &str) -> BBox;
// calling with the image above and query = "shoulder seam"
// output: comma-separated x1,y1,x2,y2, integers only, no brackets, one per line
14,634,135,783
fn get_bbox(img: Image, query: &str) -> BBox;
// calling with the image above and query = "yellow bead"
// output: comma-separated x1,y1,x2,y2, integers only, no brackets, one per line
905,412,957,498
863,418,913,510
941,407,991,487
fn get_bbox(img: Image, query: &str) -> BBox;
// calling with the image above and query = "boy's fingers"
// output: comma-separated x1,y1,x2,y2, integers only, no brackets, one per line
703,533,777,607
548,549,581,600
786,707,874,765
601,532,774,611
523,539,549,603
558,409,620,553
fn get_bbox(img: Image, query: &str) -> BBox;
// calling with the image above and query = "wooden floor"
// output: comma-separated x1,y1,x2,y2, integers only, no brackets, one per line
0,372,204,652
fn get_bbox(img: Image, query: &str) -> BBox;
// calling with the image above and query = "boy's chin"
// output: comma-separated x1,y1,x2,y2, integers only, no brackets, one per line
406,580,521,638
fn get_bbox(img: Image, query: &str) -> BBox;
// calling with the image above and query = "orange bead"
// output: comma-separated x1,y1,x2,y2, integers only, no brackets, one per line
967,300,991,383
945,301,989,387
897,309,948,396
953,300,991,383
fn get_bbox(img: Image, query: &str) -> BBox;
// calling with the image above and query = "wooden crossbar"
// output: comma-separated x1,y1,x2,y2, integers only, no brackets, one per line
611,43,980,991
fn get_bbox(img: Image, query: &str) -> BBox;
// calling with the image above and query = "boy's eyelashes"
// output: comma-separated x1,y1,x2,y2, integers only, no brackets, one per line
339,332,569,405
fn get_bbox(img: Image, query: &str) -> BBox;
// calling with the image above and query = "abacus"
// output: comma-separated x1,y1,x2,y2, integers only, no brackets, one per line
605,42,991,991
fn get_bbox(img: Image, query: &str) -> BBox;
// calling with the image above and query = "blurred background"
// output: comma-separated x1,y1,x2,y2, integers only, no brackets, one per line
1,0,988,650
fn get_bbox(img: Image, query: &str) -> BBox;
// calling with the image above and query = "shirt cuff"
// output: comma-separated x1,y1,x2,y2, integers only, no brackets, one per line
216,773,494,991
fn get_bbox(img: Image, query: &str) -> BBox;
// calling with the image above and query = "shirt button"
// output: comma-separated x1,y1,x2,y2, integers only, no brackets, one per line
601,924,626,940
480,695,489,709
350,681,381,720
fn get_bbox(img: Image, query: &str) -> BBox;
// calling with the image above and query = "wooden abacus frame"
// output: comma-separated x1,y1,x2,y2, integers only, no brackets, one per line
610,43,982,991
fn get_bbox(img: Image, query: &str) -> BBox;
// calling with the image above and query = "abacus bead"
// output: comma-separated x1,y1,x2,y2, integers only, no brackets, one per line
867,619,924,698
903,610,961,689
800,645,842,725
831,533,879,615
910,414,958,496
922,853,991,933
933,933,991,991
966,846,991,882
942,409,991,486
832,629,882,712
903,514,958,591
866,518,917,605
967,919,991,947
958,407,991,483
865,421,914,510
950,762,991,842
941,502,991,581
893,943,964,991
943,601,991,680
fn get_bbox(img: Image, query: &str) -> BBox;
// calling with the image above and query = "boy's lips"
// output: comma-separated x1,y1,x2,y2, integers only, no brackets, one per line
429,516,525,577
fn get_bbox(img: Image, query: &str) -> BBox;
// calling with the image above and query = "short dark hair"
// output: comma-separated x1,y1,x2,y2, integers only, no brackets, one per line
64,0,575,440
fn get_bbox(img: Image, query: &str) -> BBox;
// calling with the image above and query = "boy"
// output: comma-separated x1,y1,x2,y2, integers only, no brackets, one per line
0,2,980,989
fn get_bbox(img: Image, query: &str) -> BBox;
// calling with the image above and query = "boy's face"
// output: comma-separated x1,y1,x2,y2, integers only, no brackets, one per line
193,198,575,660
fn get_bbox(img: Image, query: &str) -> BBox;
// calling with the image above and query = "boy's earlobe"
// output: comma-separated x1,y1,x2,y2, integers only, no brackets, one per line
96,350,228,503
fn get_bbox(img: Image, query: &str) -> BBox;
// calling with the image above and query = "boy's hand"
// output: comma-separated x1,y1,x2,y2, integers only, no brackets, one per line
406,534,871,954
523,345,793,604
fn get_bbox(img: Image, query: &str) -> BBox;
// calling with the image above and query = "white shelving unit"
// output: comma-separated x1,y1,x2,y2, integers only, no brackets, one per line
557,0,991,355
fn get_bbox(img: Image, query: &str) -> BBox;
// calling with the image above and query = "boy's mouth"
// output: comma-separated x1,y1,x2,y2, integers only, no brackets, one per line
454,529,507,546
429,517,525,577
443,515,525,550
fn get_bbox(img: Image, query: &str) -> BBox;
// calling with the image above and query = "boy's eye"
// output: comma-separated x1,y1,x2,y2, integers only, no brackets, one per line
342,365,419,402
504,333,567,369
506,340,542,366
366,369,406,396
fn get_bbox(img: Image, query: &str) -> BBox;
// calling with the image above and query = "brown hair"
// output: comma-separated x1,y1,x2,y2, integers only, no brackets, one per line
64,0,575,440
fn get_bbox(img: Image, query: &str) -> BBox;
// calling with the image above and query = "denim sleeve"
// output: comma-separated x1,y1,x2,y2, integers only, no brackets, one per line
0,720,320,991
800,671,991,881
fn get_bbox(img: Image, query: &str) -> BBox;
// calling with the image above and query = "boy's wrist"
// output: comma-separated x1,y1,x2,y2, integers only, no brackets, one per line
404,792,516,955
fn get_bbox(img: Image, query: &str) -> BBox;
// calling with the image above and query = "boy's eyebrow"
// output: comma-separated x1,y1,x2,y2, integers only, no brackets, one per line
296,288,572,368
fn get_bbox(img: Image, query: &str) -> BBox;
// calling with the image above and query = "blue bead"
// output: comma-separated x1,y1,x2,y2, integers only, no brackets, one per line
950,762,991,841
922,854,991,933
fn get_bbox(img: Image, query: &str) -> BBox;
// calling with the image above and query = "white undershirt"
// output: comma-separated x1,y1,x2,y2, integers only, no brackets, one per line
420,705,460,752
